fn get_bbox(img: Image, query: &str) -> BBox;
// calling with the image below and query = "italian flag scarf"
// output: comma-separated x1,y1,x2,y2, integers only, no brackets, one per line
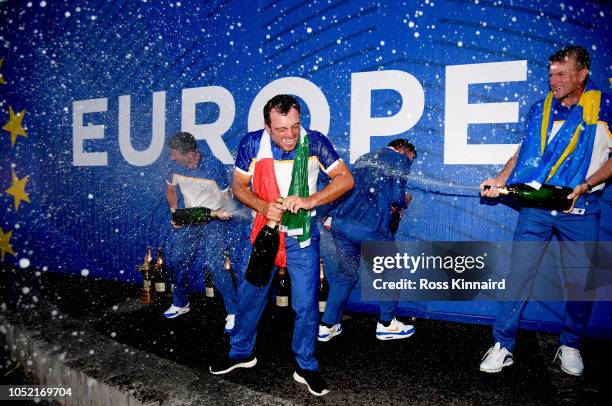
250,131,311,267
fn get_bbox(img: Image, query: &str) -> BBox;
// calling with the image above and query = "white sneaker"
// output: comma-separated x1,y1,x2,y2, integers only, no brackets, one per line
163,303,190,319
318,324,342,342
224,314,235,333
480,342,513,373
375,318,415,340
554,345,584,376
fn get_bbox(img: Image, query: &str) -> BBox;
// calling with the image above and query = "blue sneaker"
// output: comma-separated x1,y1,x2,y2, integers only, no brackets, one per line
375,318,415,340
163,303,190,319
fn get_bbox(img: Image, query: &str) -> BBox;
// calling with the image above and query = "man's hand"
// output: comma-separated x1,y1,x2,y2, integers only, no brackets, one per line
480,178,504,198
262,200,286,223
479,148,519,198
212,209,232,220
283,195,314,213
564,183,589,213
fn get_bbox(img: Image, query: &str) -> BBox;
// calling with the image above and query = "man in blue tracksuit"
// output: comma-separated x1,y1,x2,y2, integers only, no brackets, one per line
208,95,354,397
163,132,238,333
480,46,612,376
318,139,417,342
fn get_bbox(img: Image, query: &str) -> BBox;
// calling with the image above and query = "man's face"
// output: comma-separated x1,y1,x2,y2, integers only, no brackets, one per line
170,149,194,167
548,57,587,104
265,107,301,152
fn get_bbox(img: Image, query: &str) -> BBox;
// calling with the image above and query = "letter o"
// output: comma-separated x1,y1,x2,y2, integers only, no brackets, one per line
248,77,330,135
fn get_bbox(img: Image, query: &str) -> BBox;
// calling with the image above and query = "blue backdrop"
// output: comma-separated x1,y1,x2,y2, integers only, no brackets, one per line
0,0,610,336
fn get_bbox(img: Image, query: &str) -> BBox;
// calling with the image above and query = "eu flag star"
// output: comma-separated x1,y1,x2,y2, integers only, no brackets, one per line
5,170,30,210
2,106,28,147
0,227,15,262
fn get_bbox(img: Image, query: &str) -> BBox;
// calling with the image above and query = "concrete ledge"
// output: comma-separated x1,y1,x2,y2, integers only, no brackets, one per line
0,288,291,406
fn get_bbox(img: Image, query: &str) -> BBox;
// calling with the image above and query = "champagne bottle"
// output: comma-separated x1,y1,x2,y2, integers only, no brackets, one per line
168,267,175,292
275,266,290,307
223,250,236,287
486,183,573,211
172,207,213,226
318,259,329,313
154,247,167,294
245,220,280,287
138,245,155,305
205,268,215,298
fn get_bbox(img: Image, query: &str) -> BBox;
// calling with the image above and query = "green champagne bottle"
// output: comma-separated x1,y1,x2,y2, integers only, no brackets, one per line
172,207,213,226
245,221,280,287
487,183,574,211
154,247,167,294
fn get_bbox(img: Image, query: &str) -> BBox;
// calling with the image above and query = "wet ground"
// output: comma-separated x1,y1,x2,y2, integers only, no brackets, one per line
1,265,610,405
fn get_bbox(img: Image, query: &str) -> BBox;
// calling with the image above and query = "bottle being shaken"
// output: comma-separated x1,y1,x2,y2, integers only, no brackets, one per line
319,259,329,313
245,218,280,287
275,266,290,307
172,207,224,227
484,183,574,211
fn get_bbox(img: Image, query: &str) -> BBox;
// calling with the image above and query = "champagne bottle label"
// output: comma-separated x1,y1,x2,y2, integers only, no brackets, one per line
155,282,166,292
319,300,327,313
143,280,152,290
205,287,215,298
276,295,289,307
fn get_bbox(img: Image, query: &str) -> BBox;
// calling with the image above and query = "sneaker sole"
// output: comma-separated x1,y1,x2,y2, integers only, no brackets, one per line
163,308,190,319
292,371,329,396
209,357,257,375
317,329,342,342
560,365,582,376
479,360,514,373
376,330,415,340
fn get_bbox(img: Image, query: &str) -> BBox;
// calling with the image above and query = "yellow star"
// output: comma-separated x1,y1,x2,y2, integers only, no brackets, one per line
5,170,30,210
0,57,5,85
2,106,28,147
0,227,15,262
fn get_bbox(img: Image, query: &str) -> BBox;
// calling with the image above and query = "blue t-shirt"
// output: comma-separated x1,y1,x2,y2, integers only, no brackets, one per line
235,129,341,176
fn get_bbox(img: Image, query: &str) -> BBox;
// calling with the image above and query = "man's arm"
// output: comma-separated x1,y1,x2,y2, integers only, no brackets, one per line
480,147,520,198
566,156,612,207
232,170,286,223
284,161,354,213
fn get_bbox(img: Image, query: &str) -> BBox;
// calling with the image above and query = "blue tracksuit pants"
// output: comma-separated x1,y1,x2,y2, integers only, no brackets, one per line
169,222,238,315
321,218,398,325
493,208,598,352
230,233,321,371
